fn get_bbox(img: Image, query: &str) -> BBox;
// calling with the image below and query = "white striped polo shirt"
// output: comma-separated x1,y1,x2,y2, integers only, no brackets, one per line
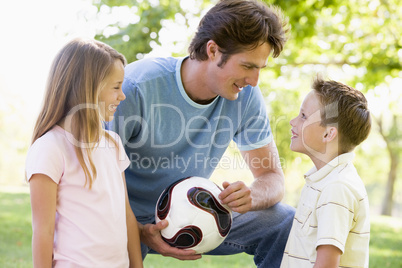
281,152,370,268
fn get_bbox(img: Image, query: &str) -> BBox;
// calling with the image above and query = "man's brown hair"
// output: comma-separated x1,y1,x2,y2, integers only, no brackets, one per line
313,76,371,153
188,0,289,66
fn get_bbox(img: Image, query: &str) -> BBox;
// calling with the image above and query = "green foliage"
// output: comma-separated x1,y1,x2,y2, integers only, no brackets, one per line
1,191,401,267
94,0,213,63
94,0,402,93
268,0,401,89
95,0,177,62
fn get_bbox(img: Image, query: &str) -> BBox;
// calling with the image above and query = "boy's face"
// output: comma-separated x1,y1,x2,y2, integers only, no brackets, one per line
290,91,327,156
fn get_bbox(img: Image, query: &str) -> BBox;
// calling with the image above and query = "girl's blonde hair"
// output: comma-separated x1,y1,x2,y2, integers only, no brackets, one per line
31,38,127,188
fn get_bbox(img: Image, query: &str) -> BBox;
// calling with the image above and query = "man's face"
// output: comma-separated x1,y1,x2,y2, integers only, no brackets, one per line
207,42,271,101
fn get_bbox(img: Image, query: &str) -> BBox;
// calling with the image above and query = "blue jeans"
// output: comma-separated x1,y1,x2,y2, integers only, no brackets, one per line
140,202,295,268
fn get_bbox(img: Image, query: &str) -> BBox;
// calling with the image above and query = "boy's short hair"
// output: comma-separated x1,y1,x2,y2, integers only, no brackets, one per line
312,76,371,153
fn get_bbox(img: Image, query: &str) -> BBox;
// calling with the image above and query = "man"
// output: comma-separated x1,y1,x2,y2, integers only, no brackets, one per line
109,0,295,267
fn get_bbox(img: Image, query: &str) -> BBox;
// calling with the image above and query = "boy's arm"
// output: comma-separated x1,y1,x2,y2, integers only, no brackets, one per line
123,173,144,268
30,174,57,268
313,245,341,268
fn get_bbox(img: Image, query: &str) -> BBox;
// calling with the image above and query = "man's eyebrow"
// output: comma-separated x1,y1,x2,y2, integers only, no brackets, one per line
242,62,267,69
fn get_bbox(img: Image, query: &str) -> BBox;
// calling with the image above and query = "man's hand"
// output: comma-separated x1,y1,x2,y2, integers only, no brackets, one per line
140,220,202,260
219,181,252,214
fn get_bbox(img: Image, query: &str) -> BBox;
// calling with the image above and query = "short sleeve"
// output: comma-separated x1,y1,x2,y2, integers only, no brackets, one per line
233,86,272,151
315,182,358,253
107,130,130,172
25,136,64,184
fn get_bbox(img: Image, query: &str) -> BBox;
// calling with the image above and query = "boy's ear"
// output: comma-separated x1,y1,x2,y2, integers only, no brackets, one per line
323,126,338,142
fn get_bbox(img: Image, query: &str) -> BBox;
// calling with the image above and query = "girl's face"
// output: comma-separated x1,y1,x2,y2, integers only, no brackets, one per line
289,91,327,156
98,60,125,121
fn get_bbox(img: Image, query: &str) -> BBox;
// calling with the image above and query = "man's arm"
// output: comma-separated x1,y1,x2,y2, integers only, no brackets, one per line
219,140,285,213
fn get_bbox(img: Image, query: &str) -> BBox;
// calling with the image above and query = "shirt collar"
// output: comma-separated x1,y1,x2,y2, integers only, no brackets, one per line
304,152,355,183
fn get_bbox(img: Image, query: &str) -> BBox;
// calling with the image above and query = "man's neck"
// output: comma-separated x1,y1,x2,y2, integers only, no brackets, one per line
181,57,217,104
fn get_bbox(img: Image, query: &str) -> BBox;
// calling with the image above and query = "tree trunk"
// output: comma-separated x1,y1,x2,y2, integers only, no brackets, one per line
381,149,399,216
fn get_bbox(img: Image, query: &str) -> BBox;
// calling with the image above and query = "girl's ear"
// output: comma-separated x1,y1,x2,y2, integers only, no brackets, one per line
323,126,338,142
206,40,218,60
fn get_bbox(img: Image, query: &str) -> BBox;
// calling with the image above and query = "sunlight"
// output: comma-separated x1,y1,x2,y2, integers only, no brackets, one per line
1,0,96,118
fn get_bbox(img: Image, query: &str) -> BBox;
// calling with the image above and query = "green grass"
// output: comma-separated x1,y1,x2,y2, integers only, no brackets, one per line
369,216,402,267
0,192,32,268
1,191,402,267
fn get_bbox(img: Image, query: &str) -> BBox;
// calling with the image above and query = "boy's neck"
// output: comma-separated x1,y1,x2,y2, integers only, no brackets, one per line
309,145,340,170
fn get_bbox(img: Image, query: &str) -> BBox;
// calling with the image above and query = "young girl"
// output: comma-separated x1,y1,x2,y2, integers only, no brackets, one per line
26,38,143,268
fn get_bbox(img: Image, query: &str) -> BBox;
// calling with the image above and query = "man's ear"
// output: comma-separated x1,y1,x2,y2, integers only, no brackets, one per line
206,40,218,59
323,126,338,142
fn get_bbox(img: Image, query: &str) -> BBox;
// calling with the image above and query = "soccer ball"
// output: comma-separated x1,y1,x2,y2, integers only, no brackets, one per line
155,176,232,254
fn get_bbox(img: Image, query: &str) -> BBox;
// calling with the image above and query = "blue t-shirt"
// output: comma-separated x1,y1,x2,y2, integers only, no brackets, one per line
108,56,272,220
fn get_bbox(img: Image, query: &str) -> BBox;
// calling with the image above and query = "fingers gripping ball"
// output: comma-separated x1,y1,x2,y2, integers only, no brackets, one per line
155,176,233,254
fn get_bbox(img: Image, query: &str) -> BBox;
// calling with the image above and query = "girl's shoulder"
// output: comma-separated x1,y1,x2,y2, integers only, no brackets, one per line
28,125,79,163
30,125,67,150
26,126,68,182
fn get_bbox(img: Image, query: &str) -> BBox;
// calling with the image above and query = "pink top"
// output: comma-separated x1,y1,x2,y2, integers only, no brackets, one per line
26,125,131,268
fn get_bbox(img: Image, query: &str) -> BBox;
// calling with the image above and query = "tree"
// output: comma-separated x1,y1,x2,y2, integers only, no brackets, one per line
372,88,402,215
93,0,213,63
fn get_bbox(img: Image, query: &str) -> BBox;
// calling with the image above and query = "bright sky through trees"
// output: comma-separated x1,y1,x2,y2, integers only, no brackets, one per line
1,0,95,117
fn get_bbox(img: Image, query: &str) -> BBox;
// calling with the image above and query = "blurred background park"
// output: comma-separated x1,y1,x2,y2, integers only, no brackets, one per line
0,0,401,267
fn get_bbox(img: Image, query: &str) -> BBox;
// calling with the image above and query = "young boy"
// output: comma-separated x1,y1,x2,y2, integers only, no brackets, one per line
281,76,371,268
